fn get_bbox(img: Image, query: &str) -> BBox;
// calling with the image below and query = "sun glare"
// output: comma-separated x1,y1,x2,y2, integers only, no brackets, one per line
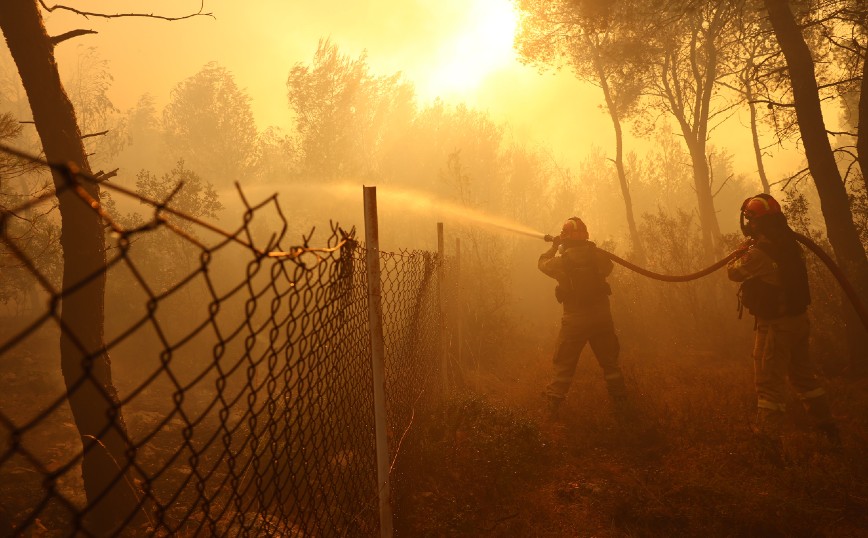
420,0,518,99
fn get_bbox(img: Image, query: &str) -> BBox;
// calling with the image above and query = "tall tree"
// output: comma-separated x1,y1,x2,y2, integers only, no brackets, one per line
645,0,739,258
0,1,140,532
116,93,165,177
724,5,780,194
515,0,648,261
859,42,868,193
763,0,868,371
64,46,125,168
0,1,210,531
828,1,868,194
287,38,416,183
163,62,258,191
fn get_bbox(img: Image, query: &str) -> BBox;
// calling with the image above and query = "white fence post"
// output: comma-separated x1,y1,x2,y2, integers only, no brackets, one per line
363,186,393,538
437,222,448,396
455,237,462,374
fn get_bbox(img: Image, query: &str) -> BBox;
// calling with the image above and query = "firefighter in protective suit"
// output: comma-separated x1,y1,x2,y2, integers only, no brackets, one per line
727,194,840,446
540,217,629,419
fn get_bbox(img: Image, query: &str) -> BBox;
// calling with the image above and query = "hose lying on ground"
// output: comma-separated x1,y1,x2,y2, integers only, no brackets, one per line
545,234,868,332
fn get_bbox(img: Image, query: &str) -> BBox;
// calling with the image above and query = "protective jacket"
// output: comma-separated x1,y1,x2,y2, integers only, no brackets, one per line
727,237,810,319
539,240,625,409
539,241,613,315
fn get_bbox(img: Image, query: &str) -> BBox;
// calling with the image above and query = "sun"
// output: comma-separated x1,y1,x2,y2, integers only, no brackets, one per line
419,0,519,100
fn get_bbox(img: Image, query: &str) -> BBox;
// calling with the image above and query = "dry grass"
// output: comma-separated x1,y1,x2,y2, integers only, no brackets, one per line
395,339,868,537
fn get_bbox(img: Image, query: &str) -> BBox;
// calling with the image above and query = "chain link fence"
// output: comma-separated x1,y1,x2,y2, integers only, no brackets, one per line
0,147,447,536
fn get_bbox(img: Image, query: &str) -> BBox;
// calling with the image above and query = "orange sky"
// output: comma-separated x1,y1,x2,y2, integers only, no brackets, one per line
31,0,809,183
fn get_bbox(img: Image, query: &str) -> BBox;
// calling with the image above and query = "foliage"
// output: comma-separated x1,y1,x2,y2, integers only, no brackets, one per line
514,0,651,119
163,62,259,190
782,188,855,373
63,46,125,168
134,159,223,229
0,112,60,308
395,393,544,535
103,161,225,299
287,38,416,182
398,339,868,537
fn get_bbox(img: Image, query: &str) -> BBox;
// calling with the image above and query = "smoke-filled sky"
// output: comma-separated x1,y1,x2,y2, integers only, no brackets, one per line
34,0,809,179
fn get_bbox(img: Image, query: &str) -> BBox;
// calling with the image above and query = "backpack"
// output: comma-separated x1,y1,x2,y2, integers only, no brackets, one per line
555,243,611,305
738,241,810,318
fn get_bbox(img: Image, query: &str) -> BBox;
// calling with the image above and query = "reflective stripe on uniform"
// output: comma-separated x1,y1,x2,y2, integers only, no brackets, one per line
797,387,826,400
757,399,786,411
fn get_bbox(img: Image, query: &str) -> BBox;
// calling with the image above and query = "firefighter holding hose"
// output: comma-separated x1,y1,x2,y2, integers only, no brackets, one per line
540,217,630,420
727,194,840,449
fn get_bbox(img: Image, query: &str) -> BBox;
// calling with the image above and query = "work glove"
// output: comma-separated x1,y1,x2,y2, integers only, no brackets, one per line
735,238,755,252
544,234,563,247
731,238,754,260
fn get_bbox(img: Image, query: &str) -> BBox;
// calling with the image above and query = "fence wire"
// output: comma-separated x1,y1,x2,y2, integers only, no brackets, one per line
0,146,445,536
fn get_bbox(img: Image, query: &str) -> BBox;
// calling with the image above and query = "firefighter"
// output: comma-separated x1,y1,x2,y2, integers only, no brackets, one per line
727,193,840,447
540,217,628,420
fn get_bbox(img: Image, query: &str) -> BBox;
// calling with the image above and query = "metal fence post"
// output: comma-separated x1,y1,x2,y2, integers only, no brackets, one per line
363,186,394,538
437,222,448,396
455,237,462,373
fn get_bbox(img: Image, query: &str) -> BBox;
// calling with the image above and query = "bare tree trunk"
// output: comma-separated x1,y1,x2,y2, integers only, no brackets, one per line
687,140,723,256
744,77,770,193
589,37,645,262
765,0,868,373
659,18,725,260
858,47,868,195
0,0,143,533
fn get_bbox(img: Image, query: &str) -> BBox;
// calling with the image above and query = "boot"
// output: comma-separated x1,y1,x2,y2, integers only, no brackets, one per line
803,395,842,448
546,395,562,420
753,407,785,465
606,376,635,424
755,406,786,435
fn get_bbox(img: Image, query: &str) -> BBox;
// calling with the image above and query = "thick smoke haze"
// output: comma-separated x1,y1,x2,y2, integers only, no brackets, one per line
36,0,808,182
2,1,868,536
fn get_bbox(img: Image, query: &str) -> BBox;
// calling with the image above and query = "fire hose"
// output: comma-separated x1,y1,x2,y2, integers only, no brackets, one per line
543,233,868,332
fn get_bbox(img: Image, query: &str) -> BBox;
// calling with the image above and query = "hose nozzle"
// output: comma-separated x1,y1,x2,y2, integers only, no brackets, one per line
544,234,556,243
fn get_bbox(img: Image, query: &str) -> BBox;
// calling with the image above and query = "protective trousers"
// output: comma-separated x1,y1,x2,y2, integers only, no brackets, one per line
546,313,624,406
753,313,831,434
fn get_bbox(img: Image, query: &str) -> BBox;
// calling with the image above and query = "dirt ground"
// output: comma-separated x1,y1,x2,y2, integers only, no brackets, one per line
3,317,867,537
394,343,868,537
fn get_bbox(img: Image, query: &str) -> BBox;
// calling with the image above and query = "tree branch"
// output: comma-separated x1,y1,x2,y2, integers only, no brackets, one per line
826,129,857,137
750,98,796,108
713,173,735,198
81,129,109,139
38,0,213,21
817,77,862,90
50,28,97,45
94,168,118,182
772,166,811,190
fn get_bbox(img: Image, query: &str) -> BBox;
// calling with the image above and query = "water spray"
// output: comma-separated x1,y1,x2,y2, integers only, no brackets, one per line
245,180,549,241
246,179,868,332
371,187,547,240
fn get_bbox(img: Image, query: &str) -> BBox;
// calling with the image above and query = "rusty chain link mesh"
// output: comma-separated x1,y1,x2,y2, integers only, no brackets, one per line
0,147,445,536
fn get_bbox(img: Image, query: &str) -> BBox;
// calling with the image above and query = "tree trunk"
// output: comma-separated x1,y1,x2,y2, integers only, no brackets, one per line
765,0,868,372
589,37,645,262
660,24,724,260
858,46,868,195
0,0,143,533
686,138,723,257
744,77,770,193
